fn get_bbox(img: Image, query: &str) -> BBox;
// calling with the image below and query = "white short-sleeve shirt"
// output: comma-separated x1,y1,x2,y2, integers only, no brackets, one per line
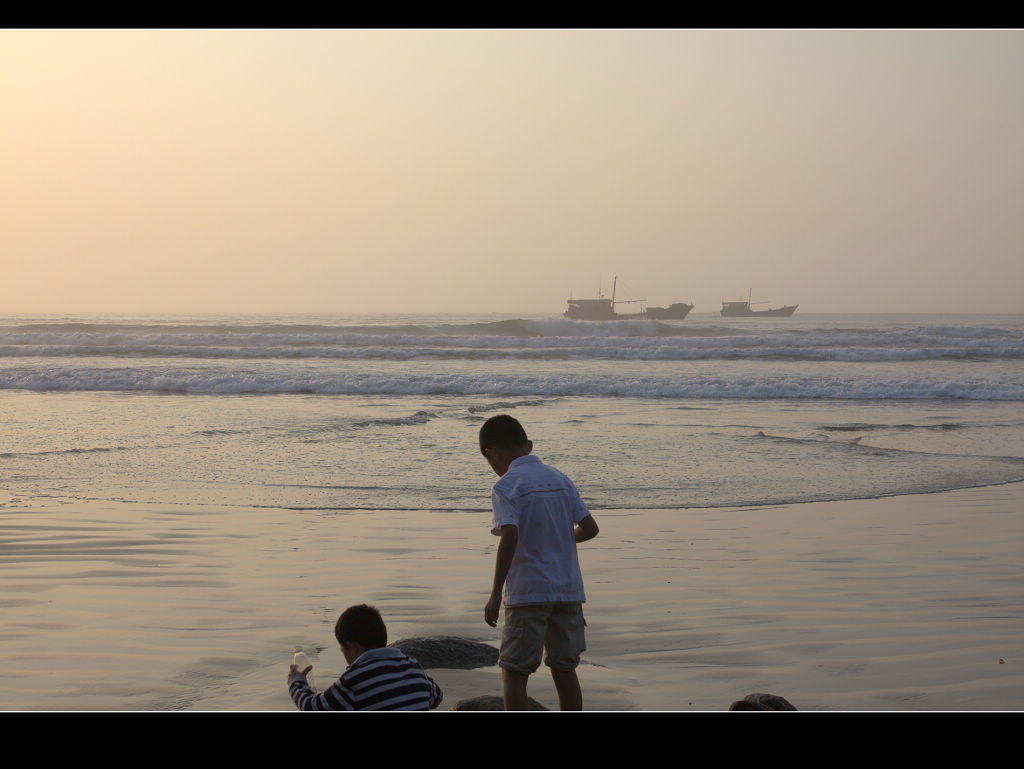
490,455,591,606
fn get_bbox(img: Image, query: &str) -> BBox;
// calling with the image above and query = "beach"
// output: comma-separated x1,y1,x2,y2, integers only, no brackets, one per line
1,310,1022,710
2,482,1021,711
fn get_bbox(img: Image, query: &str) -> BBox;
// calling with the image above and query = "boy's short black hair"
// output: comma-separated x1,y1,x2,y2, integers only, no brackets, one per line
334,604,388,650
479,414,529,454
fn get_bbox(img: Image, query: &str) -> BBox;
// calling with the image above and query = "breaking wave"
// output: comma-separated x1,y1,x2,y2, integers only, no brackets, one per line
2,365,1021,400
2,320,1022,363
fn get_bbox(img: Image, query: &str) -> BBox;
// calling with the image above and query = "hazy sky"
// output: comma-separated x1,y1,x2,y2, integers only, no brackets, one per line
3,29,1022,314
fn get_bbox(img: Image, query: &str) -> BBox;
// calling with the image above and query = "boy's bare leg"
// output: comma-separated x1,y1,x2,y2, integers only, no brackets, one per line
551,667,582,711
502,668,530,711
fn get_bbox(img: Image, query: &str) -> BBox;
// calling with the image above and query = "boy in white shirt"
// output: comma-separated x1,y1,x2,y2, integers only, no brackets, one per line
479,415,599,710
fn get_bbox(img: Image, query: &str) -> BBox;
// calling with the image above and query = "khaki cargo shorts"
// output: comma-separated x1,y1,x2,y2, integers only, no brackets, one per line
499,602,586,674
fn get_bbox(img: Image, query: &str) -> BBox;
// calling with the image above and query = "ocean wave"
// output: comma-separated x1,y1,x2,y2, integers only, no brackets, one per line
820,422,966,432
0,445,135,459
4,366,1022,400
2,345,1021,363
754,430,951,454
466,399,553,413
3,322,1022,363
350,410,438,428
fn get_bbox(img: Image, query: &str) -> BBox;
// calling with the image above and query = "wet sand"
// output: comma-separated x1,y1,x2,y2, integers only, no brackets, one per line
1,483,1022,711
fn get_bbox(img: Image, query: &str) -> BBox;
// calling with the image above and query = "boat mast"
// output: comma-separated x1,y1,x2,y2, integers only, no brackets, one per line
612,275,618,306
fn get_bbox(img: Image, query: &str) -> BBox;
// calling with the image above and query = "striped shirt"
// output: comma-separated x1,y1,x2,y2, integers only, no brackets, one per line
289,647,443,711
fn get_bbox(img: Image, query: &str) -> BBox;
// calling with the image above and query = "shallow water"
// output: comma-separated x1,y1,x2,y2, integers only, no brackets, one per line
2,312,1023,513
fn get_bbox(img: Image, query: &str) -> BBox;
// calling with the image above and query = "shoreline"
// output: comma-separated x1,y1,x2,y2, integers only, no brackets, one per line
1,482,1022,711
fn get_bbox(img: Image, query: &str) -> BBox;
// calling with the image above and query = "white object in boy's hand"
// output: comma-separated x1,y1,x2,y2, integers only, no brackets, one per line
293,648,314,687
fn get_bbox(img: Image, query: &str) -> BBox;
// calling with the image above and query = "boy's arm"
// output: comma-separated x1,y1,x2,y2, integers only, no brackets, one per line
484,524,518,627
575,514,599,543
427,675,443,709
288,668,357,711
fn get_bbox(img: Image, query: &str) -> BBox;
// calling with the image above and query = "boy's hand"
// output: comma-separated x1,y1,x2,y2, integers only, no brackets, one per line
288,664,313,683
486,525,517,627
484,594,502,627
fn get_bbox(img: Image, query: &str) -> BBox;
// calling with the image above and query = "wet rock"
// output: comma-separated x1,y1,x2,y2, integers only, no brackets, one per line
449,695,548,711
390,636,499,670
728,693,798,711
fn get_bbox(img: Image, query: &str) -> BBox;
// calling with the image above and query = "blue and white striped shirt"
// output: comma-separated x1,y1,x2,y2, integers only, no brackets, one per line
289,647,443,711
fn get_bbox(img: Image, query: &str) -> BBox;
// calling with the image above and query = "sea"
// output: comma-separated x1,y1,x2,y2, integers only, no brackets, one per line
2,311,1023,514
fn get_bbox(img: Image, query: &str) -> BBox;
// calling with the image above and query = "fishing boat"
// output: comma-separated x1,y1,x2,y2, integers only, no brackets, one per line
565,276,693,320
720,290,798,317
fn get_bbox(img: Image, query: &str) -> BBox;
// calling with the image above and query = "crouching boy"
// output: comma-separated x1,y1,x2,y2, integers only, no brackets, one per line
288,603,442,711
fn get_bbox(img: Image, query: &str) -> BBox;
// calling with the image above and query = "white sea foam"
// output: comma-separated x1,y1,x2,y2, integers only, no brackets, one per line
2,364,1021,400
3,314,1023,398
2,320,1022,365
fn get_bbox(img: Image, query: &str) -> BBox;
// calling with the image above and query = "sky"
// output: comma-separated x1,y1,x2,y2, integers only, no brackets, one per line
2,29,1023,315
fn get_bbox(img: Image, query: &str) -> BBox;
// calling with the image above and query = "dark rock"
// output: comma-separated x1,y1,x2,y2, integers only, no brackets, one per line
728,693,798,711
449,695,548,711
390,636,499,670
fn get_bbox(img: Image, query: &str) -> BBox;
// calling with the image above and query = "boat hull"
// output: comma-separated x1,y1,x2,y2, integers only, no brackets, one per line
644,303,694,320
565,300,694,321
720,303,798,318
